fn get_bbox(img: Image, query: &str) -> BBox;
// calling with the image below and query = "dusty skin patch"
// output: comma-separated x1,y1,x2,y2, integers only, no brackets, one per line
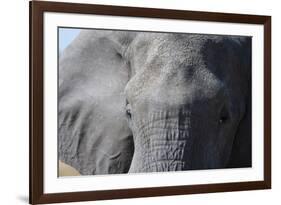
59,160,80,176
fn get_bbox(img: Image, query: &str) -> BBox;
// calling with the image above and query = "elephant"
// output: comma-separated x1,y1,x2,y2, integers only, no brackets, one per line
58,29,252,175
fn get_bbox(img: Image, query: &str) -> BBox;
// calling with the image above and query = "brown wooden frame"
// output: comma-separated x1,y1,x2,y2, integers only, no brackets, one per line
29,1,271,204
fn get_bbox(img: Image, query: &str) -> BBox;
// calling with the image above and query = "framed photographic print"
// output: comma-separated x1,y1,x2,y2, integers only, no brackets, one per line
29,0,271,204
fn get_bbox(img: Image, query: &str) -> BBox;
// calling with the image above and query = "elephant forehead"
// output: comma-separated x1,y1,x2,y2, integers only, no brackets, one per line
126,36,224,104
125,67,224,111
129,33,221,85
132,33,206,65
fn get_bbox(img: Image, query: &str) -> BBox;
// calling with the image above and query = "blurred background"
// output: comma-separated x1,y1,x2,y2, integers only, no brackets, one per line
59,28,80,53
59,27,81,176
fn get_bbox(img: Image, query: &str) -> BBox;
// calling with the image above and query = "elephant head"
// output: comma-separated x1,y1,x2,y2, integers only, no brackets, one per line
58,29,251,175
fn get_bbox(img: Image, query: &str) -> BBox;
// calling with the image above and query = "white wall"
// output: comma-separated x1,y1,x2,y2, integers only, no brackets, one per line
0,0,279,204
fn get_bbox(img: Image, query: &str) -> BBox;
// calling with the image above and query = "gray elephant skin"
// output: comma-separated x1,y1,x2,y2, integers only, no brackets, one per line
58,29,252,175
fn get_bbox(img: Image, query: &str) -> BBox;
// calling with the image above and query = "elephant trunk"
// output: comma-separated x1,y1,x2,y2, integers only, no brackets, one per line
129,110,193,173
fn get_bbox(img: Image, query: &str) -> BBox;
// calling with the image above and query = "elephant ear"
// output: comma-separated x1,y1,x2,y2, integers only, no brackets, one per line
227,37,252,168
58,30,135,175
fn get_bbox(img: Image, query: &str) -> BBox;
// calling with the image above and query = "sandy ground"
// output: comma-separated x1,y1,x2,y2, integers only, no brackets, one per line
59,161,81,176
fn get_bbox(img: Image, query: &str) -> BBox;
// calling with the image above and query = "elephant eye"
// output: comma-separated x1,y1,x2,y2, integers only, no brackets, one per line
219,105,229,124
219,115,228,124
125,100,132,119
126,109,132,119
116,52,123,59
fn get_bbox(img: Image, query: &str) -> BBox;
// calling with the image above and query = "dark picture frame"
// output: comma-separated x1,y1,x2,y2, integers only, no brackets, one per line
29,1,271,204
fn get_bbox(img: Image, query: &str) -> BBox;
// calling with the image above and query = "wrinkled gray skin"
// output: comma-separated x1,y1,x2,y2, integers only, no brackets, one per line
59,30,251,175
